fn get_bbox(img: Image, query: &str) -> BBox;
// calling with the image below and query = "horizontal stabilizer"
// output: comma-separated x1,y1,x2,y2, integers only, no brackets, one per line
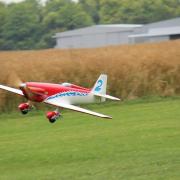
93,93,120,101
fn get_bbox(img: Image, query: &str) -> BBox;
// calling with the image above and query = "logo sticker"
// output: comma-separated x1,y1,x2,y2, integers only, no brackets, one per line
95,80,103,92
47,91,88,100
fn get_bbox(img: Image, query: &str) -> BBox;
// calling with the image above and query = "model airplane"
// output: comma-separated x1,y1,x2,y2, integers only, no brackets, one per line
0,74,120,123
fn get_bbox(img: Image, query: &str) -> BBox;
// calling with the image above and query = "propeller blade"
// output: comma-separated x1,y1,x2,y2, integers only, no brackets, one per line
8,72,23,88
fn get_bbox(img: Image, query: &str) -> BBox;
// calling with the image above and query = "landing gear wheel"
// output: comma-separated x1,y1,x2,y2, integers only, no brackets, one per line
49,118,56,123
46,111,60,123
21,110,28,115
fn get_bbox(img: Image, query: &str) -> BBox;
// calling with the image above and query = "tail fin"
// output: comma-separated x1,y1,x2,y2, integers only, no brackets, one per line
91,74,107,102
92,74,107,94
91,74,120,102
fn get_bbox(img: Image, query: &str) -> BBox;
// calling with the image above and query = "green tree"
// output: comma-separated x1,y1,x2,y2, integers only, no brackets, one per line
99,0,122,24
0,2,7,49
43,0,93,30
79,0,101,24
40,0,93,48
56,2,93,30
1,0,42,50
0,0,180,50
99,0,180,24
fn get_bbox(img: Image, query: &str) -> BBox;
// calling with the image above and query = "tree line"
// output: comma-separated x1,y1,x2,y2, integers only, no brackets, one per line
0,0,179,50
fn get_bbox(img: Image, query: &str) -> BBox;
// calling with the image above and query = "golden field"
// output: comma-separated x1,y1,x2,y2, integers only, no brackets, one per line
0,40,180,111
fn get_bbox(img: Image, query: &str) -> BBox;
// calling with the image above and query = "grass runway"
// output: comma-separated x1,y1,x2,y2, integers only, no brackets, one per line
0,98,179,180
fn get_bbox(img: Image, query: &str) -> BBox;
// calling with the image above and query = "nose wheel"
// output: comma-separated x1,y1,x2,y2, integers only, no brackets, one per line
18,102,33,115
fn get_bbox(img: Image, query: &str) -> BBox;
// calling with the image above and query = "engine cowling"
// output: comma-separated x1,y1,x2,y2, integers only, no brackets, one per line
46,111,60,123
18,103,31,114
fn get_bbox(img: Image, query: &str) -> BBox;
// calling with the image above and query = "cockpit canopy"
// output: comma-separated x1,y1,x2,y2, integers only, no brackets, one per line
61,82,72,87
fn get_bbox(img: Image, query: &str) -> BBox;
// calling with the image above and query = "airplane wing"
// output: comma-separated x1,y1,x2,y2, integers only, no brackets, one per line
44,99,112,119
0,84,24,96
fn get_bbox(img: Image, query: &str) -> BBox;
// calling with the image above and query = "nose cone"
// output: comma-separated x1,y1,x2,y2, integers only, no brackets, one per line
19,83,26,89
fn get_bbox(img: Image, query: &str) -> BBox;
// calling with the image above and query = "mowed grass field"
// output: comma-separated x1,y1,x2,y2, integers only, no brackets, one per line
0,98,179,180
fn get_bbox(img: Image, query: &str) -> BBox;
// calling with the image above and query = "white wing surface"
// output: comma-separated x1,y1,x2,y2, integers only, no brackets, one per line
0,84,24,96
44,98,112,119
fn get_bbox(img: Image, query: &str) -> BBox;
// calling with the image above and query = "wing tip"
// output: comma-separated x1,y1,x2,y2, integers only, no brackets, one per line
103,115,112,119
114,97,121,101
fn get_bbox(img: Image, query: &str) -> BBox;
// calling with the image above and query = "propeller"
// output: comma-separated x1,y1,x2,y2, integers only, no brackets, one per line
7,72,37,108
8,72,24,89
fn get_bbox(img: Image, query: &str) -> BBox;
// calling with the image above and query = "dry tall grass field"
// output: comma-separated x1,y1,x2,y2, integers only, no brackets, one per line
0,40,180,111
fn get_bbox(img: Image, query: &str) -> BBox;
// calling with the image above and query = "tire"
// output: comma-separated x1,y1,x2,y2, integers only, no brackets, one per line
21,110,28,115
49,118,56,123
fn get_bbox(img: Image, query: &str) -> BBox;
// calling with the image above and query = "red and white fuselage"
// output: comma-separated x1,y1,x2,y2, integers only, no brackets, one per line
20,82,95,104
0,74,120,122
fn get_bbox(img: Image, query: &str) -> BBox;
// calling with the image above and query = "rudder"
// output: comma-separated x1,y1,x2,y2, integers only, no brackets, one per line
91,74,107,102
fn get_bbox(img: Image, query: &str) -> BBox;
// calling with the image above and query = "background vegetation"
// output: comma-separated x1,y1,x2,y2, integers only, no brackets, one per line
0,0,180,50
0,40,180,111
